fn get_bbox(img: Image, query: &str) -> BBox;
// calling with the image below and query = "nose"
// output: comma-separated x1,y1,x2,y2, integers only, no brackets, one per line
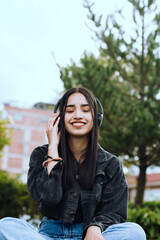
73,108,82,119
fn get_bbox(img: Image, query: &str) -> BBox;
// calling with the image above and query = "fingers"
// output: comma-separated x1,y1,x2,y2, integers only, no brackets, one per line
47,113,60,130
54,116,60,128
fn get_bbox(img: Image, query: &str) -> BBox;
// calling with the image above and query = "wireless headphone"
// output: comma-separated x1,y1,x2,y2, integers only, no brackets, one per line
95,97,104,127
54,97,104,127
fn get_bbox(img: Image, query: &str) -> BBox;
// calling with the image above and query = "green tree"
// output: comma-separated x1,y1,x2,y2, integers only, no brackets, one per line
0,113,10,155
59,0,160,206
0,170,41,220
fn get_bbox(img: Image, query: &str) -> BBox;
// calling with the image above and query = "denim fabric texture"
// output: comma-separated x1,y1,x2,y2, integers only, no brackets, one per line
39,217,83,239
0,217,146,240
27,144,128,238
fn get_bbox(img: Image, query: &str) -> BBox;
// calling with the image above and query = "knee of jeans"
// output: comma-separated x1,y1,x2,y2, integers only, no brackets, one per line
0,217,16,230
0,217,10,224
127,222,146,240
0,218,8,231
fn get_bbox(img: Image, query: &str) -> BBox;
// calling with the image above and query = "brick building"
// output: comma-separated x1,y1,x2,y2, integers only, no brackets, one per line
0,104,52,182
127,173,160,201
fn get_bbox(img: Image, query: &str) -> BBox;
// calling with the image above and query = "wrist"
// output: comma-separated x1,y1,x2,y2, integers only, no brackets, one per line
85,225,103,240
47,161,58,175
87,225,101,233
48,145,59,158
48,144,59,150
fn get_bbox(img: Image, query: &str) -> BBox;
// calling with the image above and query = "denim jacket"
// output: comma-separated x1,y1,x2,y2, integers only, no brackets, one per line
27,144,128,239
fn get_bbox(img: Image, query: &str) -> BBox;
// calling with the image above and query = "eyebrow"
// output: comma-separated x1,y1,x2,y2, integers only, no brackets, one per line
65,104,90,108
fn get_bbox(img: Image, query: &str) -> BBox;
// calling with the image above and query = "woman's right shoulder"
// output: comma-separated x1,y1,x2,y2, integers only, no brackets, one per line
31,144,48,155
29,144,48,165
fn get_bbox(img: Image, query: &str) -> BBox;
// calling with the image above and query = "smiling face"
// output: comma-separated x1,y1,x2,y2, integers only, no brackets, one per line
64,92,94,138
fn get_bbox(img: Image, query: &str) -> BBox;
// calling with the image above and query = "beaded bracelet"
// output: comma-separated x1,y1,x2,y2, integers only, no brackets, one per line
42,155,62,167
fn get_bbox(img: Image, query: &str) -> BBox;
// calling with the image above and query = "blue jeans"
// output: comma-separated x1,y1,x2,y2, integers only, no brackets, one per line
0,217,146,240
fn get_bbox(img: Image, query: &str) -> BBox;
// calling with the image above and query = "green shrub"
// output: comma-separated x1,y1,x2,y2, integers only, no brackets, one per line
142,201,160,211
128,203,160,240
0,170,41,221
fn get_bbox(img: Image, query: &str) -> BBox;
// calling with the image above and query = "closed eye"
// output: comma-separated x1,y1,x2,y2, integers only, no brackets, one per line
83,110,90,112
67,110,74,113
65,107,74,113
82,106,90,112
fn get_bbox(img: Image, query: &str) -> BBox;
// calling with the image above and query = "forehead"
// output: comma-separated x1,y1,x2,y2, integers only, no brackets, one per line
67,92,88,104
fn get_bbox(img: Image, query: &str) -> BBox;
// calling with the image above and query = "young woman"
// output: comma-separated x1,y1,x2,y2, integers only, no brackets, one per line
0,87,146,240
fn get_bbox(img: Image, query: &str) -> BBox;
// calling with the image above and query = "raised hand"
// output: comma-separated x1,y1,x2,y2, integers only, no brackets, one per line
46,113,61,147
45,114,61,174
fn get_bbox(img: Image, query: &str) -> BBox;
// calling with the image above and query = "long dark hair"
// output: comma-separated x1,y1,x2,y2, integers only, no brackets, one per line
58,87,98,190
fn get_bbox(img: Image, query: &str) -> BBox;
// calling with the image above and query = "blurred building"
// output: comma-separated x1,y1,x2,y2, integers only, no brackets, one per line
0,104,53,182
127,173,160,201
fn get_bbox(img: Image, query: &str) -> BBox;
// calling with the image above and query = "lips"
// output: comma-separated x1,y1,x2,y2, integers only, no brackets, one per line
71,121,86,127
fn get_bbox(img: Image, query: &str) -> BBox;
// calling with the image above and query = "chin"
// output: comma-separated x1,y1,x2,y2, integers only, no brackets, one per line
69,130,91,137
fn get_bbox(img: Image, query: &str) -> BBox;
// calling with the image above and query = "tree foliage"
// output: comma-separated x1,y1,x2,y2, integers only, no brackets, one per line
0,170,41,220
0,113,11,154
59,0,160,206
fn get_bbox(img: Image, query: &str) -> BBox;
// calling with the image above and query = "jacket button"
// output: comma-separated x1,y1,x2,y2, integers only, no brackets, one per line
73,193,78,198
70,212,74,216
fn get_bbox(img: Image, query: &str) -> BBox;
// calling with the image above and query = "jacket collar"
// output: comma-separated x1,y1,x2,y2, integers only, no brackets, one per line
97,144,107,163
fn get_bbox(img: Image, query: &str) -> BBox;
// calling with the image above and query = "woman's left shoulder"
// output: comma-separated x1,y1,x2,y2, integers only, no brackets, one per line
97,145,123,172
97,145,126,181
97,145,120,163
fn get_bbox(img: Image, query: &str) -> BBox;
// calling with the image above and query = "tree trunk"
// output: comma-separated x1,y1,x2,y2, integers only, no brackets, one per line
135,165,147,206
135,146,147,207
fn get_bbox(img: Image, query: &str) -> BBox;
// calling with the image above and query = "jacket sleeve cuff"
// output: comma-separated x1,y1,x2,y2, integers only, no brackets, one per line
47,159,64,176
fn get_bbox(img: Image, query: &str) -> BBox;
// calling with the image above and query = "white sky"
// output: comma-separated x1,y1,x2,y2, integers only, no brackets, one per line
1,0,159,108
0,0,130,108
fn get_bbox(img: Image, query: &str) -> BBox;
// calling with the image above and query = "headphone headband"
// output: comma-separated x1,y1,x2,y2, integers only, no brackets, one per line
54,97,103,127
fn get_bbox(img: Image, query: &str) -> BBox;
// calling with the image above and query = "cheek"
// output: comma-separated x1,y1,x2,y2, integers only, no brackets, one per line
64,116,68,126
88,115,94,128
90,120,94,129
64,115,71,132
64,113,69,123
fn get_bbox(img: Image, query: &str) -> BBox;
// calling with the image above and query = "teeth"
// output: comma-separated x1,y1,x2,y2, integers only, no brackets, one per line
72,123,84,126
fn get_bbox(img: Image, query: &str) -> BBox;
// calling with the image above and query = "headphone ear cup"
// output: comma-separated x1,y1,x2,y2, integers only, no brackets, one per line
54,99,61,113
96,98,103,127
97,113,102,127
